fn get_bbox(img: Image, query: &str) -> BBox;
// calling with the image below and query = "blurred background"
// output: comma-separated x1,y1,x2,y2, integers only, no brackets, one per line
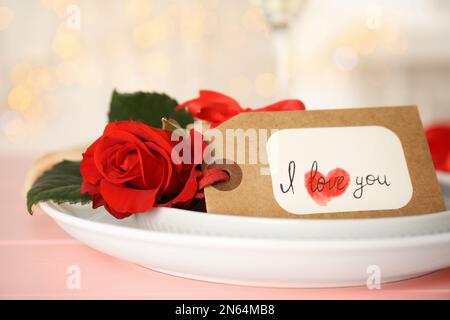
1,0,450,155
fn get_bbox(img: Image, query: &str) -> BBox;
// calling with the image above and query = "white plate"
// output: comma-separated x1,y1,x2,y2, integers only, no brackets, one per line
438,171,450,208
40,201,450,288
438,171,450,187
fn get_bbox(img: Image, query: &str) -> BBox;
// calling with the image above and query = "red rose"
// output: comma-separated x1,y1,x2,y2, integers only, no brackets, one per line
80,121,204,219
426,123,450,172
177,90,305,127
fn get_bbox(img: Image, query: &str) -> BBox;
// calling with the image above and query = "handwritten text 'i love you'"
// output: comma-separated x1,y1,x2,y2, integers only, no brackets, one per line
280,161,391,206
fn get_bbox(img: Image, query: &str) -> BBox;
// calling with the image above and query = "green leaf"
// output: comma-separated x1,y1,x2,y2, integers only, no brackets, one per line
26,160,91,214
108,90,194,128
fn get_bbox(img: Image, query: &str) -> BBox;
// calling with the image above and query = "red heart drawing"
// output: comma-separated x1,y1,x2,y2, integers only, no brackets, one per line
304,163,350,206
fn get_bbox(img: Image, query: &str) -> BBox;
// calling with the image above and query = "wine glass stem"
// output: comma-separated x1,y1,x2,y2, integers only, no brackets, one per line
273,28,291,98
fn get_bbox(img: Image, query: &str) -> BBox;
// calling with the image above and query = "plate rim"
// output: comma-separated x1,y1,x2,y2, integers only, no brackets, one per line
438,171,450,186
40,201,450,250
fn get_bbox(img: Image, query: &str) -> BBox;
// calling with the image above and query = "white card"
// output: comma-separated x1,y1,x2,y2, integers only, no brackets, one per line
267,126,413,215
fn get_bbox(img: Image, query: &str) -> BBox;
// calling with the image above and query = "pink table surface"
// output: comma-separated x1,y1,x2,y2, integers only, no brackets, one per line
1,155,450,300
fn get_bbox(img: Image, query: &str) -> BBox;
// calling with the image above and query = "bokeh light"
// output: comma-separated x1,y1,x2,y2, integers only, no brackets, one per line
41,0,76,17
8,85,33,113
0,5,14,31
133,17,175,48
0,0,448,151
178,1,213,44
52,25,82,60
125,0,152,22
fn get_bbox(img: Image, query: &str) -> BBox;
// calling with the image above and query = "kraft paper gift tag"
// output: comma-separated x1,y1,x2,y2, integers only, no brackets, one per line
203,106,445,219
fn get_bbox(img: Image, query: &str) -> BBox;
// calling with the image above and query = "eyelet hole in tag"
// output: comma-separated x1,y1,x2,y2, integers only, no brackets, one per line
205,160,242,191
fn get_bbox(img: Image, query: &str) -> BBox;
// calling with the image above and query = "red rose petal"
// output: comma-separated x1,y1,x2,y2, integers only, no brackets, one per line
104,121,174,154
100,180,158,214
177,90,305,128
157,165,202,207
80,138,102,185
80,121,205,218
425,123,450,172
